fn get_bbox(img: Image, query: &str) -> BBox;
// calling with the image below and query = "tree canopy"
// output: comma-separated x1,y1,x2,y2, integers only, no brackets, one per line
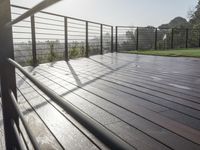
189,0,200,29
159,17,191,29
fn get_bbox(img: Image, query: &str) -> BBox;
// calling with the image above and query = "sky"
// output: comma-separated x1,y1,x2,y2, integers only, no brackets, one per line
11,0,197,27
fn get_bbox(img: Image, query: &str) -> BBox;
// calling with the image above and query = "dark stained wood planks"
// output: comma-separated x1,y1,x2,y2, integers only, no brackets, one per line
14,53,200,150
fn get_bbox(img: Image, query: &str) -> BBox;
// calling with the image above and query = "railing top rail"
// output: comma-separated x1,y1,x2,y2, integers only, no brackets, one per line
11,4,113,27
8,58,135,150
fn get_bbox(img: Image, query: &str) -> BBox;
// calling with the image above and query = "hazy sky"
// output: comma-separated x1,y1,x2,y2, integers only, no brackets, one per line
11,0,197,27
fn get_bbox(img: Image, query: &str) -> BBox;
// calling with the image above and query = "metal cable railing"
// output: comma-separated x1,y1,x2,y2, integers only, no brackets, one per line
11,5,114,66
116,26,200,52
9,90,40,150
1,1,200,149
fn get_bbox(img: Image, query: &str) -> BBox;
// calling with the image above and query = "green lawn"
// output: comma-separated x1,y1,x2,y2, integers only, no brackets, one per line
123,49,200,58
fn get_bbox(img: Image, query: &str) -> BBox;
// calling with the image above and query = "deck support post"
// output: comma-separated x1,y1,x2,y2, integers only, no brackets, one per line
111,26,113,53
171,28,174,49
115,26,118,52
31,15,37,66
199,31,200,48
136,27,139,50
64,17,69,61
154,28,157,50
85,21,89,57
185,28,188,48
100,24,103,55
0,0,19,149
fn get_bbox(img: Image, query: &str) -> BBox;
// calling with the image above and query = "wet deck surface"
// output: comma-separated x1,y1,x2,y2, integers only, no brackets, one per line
13,53,200,149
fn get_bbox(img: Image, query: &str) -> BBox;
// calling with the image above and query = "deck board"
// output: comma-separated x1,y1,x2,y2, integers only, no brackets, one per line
14,53,200,150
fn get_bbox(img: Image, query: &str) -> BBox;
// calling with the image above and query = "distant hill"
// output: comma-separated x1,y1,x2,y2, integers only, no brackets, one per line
159,17,191,29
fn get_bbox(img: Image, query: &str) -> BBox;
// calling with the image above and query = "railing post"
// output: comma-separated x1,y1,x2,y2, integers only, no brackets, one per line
111,26,114,53
115,26,118,52
171,28,174,49
136,27,139,50
64,17,69,61
199,31,200,48
154,28,157,50
186,28,188,48
31,15,37,66
100,24,103,55
85,21,89,57
0,0,19,149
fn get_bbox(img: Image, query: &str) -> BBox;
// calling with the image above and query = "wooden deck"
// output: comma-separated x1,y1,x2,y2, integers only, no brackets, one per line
3,53,200,149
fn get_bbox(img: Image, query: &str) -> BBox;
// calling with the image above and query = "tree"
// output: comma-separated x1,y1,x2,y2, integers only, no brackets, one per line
159,17,191,29
189,0,200,29
159,17,192,48
188,0,200,47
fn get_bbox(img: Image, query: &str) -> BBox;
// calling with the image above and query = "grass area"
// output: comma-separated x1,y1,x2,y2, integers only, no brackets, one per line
123,49,200,58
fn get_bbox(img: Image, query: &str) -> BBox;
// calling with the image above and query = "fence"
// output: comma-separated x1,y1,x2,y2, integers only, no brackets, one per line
11,5,113,66
11,5,200,66
116,26,200,52
1,2,200,149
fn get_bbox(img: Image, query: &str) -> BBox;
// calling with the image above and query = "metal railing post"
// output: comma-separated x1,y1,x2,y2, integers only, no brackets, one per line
111,26,114,53
115,26,118,52
136,27,139,50
85,21,89,57
31,15,37,66
64,17,69,61
0,0,19,149
186,28,188,48
199,31,200,48
154,28,157,50
171,28,174,49
100,24,103,55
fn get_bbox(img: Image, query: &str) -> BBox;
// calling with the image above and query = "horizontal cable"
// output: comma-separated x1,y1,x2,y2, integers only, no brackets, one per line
88,24,100,28
68,22,85,26
68,30,86,34
35,15,63,23
35,27,64,31
11,5,112,27
12,20,30,23
7,0,61,27
68,26,86,30
68,35,86,37
36,42,65,45
13,25,31,29
8,58,135,150
68,39,85,40
36,32,64,36
88,28,100,32
35,21,63,27
12,120,26,150
13,31,31,34
9,91,40,150
35,38,64,40
37,48,64,51
14,43,32,45
13,38,31,40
